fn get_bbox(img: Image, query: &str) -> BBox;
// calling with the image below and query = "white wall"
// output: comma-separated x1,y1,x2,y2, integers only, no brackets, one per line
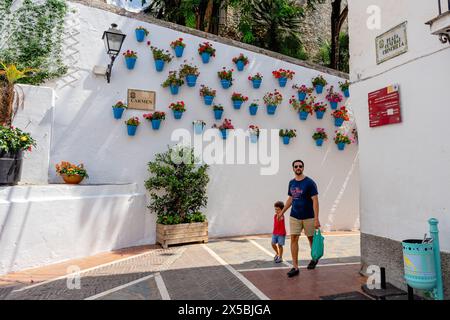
348,0,450,251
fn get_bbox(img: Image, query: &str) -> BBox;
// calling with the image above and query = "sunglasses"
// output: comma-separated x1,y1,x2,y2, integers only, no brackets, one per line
294,165,303,169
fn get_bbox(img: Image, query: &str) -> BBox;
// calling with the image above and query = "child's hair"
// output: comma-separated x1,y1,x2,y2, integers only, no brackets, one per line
274,201,284,210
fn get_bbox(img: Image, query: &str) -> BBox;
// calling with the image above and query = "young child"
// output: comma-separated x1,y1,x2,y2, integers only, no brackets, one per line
272,201,286,263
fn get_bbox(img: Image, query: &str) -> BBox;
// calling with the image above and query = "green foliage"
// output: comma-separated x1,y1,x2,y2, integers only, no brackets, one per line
0,125,36,153
145,146,209,224
315,32,349,73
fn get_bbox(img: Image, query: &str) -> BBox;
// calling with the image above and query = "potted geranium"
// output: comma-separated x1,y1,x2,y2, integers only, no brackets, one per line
162,71,184,95
263,90,283,115
231,92,248,110
339,80,350,98
279,129,297,145
179,62,200,87
272,69,295,88
217,67,234,89
312,75,328,94
334,131,352,151
55,161,89,185
212,104,224,120
248,73,263,89
332,106,350,127
326,86,343,110
199,85,216,106
232,54,249,71
248,125,260,144
170,37,186,58
169,101,186,119
249,101,259,116
290,96,313,121
123,50,138,70
193,120,206,135
292,84,313,101
312,128,328,147
212,118,234,140
112,101,127,119
313,101,327,120
135,26,149,42
149,45,173,72
143,111,166,130
125,117,140,136
198,41,216,63
145,146,209,248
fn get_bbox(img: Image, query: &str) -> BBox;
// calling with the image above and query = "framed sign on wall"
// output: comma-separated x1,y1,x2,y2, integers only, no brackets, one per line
368,84,402,128
127,89,156,111
376,22,408,65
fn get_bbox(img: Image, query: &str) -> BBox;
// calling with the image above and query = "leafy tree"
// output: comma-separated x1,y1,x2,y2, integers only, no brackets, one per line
315,32,349,73
330,0,348,69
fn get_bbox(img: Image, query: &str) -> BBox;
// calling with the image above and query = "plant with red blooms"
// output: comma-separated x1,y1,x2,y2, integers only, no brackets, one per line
198,42,216,56
170,38,186,48
334,131,352,145
122,50,137,58
143,111,166,121
248,125,260,136
312,128,328,141
292,84,313,94
248,73,263,81
312,75,328,87
161,71,184,87
125,117,140,126
136,27,149,35
339,80,350,92
169,101,186,112
112,101,128,109
279,129,297,138
332,106,350,120
272,68,295,79
199,85,216,97
55,161,89,178
231,93,248,102
313,102,327,112
289,97,313,114
263,90,283,106
217,67,234,81
212,118,234,130
179,62,200,77
232,54,249,65
326,86,344,103
149,45,173,62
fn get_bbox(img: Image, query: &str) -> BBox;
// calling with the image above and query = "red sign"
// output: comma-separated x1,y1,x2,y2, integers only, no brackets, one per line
368,85,402,128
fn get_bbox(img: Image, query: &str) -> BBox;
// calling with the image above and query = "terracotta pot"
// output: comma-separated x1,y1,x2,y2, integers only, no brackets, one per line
61,174,84,184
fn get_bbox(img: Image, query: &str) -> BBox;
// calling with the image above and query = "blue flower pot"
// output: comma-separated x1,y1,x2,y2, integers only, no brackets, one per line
315,139,324,147
155,59,165,72
220,79,231,89
330,101,338,110
299,111,309,121
344,89,350,98
334,117,344,127
232,100,243,110
214,109,223,120
112,107,125,119
186,74,198,87
315,85,324,94
236,60,245,71
220,129,228,140
174,45,184,58
266,104,277,115
316,111,325,120
249,105,258,116
194,123,204,135
127,125,138,136
278,77,288,88
151,119,161,130
170,84,179,95
204,95,214,106
282,136,291,145
201,52,211,63
135,29,146,42
252,79,262,89
337,142,346,151
298,92,307,101
125,57,137,70
250,134,258,144
173,110,184,119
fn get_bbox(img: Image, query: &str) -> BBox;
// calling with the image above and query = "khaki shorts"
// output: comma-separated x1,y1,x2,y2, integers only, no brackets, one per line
290,217,315,237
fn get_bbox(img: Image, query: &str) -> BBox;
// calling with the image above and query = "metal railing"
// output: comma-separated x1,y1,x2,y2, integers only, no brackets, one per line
438,0,450,15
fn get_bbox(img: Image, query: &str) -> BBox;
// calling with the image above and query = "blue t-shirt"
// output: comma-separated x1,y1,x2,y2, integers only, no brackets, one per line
288,177,318,220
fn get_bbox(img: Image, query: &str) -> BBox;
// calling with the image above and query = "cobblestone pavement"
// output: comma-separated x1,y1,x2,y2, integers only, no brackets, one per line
1,233,364,300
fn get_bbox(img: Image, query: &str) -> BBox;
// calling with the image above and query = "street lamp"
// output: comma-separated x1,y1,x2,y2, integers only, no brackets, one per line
102,23,126,83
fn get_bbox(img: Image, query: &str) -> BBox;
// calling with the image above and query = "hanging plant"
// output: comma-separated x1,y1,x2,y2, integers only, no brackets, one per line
312,128,328,147
232,54,249,71
135,26,149,42
198,42,216,63
290,96,313,121
170,38,186,58
162,71,184,95
272,68,295,87
149,45,173,72
248,73,263,89
217,67,234,89
326,86,344,110
312,75,328,94
199,85,216,105
263,90,283,115
313,101,327,120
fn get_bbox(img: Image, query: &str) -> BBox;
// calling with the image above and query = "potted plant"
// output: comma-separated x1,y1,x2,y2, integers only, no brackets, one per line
179,62,200,87
231,92,248,110
334,131,352,151
212,104,224,120
263,90,283,115
272,68,295,88
217,67,234,89
292,84,313,101
55,161,89,184
248,73,263,89
145,146,209,248
332,106,350,127
198,42,216,63
170,37,186,58
169,101,186,120
312,75,328,94
312,128,328,147
193,120,206,135
125,117,140,136
135,26,149,42
279,129,297,145
339,80,350,98
212,118,234,140
112,101,127,119
143,111,166,130
199,85,216,106
232,53,249,71
313,101,327,120
326,86,343,110
149,45,173,72
248,125,260,144
249,101,259,116
290,96,313,121
123,50,138,70
162,71,184,95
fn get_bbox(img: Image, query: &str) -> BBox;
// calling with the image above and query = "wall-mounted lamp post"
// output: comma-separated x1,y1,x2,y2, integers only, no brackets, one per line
102,23,126,83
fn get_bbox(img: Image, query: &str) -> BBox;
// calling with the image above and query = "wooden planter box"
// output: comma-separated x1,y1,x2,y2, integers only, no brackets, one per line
156,221,208,249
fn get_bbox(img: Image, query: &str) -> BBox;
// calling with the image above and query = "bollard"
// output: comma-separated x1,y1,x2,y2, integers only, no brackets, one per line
429,218,444,300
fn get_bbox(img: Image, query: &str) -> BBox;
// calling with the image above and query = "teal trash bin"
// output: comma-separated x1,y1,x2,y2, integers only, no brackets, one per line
402,239,437,290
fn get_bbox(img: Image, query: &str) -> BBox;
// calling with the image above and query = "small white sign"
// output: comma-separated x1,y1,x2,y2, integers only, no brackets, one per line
376,22,408,64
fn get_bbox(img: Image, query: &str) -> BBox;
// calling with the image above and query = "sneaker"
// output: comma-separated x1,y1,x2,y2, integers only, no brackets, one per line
275,256,283,264
307,260,319,270
274,255,279,262
287,268,300,278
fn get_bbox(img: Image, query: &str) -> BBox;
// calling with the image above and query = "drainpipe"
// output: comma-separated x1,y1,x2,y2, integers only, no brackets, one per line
429,218,444,300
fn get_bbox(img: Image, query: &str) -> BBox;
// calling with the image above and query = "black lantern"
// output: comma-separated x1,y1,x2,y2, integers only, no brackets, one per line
102,23,126,83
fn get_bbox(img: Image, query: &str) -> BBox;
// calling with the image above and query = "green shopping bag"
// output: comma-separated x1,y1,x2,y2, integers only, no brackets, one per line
311,229,324,261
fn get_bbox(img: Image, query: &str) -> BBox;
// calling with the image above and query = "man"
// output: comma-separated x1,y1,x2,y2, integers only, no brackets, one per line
279,160,320,278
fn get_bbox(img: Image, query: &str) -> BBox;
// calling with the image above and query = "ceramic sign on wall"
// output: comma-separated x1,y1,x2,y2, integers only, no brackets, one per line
127,89,156,110
376,22,408,65
368,84,402,127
